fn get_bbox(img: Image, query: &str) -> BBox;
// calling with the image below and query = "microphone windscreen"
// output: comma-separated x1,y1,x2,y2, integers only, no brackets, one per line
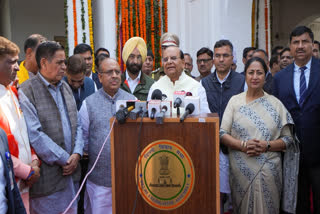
186,103,195,114
151,89,162,100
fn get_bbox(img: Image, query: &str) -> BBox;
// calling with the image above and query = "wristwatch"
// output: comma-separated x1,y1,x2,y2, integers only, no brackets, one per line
266,141,271,152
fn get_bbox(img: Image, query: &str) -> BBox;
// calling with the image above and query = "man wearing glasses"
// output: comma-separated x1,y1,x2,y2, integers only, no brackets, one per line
79,56,135,214
195,47,214,81
201,39,245,214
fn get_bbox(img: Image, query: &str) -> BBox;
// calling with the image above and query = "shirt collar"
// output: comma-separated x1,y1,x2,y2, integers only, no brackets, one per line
293,58,312,72
215,70,231,84
126,70,141,81
99,88,120,100
38,72,62,89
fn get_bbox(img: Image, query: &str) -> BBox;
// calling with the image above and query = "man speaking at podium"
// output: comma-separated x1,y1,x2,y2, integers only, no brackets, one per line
79,56,135,214
147,46,210,114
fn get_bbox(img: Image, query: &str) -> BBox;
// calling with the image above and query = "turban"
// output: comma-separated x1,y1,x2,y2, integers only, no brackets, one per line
122,37,147,63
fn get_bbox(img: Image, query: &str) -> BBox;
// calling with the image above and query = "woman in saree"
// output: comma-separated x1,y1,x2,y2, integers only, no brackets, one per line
220,57,296,213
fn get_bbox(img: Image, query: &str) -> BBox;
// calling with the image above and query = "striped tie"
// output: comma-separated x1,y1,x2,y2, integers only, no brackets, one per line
299,66,307,107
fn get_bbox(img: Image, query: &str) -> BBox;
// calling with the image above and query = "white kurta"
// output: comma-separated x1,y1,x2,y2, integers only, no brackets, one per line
147,71,210,114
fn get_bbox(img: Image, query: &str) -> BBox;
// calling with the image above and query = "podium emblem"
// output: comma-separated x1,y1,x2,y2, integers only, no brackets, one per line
135,140,195,210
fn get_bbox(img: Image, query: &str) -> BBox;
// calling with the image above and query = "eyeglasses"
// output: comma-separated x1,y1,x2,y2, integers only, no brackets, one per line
214,54,232,59
99,70,121,76
197,59,212,64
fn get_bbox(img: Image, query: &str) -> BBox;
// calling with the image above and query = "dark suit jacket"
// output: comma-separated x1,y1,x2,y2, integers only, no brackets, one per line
92,72,102,89
0,129,26,214
273,57,320,166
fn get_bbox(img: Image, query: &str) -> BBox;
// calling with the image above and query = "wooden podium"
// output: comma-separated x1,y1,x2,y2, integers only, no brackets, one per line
111,114,220,213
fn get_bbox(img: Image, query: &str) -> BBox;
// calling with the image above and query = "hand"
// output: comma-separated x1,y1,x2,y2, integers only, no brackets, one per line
25,166,40,187
255,140,268,153
62,154,80,176
30,159,40,168
246,139,261,157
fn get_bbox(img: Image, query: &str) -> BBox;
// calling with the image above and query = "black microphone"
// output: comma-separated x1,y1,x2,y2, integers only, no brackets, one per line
156,105,168,124
150,108,157,119
116,105,134,124
180,103,195,122
174,97,182,108
151,89,162,100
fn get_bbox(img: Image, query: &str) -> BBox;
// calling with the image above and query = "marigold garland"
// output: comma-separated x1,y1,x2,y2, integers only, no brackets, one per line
115,0,167,71
87,0,95,70
73,0,78,46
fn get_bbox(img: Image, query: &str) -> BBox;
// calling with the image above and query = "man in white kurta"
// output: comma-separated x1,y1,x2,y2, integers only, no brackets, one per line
147,46,210,114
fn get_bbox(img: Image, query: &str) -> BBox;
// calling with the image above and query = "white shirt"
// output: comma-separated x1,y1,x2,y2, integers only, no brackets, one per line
216,70,231,85
293,58,312,102
125,70,141,93
147,71,210,115
0,157,8,213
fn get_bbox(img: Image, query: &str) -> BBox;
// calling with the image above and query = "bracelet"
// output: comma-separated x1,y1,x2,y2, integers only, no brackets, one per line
27,168,35,180
244,141,247,148
240,140,244,147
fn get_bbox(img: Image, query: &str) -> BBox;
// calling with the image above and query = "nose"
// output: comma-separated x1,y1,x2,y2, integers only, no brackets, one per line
14,62,19,71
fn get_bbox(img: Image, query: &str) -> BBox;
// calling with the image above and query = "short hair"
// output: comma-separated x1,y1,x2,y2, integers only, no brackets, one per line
95,54,109,71
24,34,47,53
67,54,86,75
180,50,184,59
244,57,268,75
73,43,93,55
36,41,64,69
252,49,269,60
94,47,110,58
269,54,279,67
242,47,256,59
196,47,213,59
279,47,291,57
147,50,154,59
271,46,284,56
214,40,233,53
0,36,20,57
184,53,192,61
314,40,320,50
290,26,314,43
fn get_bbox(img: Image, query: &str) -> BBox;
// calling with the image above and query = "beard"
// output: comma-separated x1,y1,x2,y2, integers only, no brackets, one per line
126,61,142,74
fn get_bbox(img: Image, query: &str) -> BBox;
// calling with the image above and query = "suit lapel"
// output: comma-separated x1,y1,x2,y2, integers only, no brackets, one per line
286,64,299,106
303,58,320,106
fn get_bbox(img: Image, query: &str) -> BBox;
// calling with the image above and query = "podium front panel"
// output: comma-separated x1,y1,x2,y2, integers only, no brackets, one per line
111,114,220,213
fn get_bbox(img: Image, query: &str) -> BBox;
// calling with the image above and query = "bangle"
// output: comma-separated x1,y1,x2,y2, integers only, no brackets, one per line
244,141,247,148
240,141,244,147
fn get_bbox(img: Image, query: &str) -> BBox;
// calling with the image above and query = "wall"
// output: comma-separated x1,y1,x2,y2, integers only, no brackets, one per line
8,0,65,59
272,0,320,47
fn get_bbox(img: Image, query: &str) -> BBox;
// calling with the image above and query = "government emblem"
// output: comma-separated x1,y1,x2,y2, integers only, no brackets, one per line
135,140,195,210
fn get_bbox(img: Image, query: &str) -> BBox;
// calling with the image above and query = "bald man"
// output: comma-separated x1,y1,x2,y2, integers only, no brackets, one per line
79,56,135,214
120,37,154,101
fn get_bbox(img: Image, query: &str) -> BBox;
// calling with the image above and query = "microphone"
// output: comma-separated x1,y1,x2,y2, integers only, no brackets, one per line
155,101,171,124
151,89,162,100
116,105,134,124
129,101,147,120
180,103,195,123
173,91,186,116
148,100,161,119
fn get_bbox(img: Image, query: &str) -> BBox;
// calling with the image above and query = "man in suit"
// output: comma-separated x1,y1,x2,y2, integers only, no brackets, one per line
273,26,320,213
0,128,26,214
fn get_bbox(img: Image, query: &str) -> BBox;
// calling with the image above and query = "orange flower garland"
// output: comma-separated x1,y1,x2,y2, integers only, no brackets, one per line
150,0,155,55
164,0,168,32
73,0,78,46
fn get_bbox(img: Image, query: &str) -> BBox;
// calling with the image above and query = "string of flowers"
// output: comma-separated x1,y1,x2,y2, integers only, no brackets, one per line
115,0,167,71
87,0,95,70
64,0,69,56
80,0,86,43
72,0,78,47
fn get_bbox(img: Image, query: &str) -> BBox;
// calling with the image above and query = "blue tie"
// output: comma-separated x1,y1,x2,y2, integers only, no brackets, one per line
299,66,307,107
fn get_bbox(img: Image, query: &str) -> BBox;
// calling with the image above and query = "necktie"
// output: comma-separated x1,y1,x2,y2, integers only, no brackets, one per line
299,66,307,107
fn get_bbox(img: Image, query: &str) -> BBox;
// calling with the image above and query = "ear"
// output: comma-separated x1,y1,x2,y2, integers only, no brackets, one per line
98,72,103,83
26,48,33,57
40,58,47,69
242,58,246,65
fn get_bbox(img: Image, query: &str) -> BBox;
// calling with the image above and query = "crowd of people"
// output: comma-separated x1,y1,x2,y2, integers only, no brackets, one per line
0,24,319,214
